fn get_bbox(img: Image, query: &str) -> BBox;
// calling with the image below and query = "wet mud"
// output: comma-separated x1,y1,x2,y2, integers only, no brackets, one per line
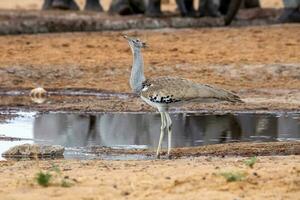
1,111,299,160
88,141,300,158
1,87,300,112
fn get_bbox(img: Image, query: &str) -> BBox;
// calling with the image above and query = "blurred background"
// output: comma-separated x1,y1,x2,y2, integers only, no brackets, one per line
0,0,284,11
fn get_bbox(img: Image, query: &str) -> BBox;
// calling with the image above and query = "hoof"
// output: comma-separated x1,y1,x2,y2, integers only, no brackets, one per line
84,5,103,12
181,11,197,17
109,1,134,15
52,0,79,10
118,6,134,15
244,0,260,8
42,0,53,10
145,11,163,18
84,0,103,12
278,8,300,23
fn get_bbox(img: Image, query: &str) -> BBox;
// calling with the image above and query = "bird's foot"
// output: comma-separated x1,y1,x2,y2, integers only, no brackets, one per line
156,153,161,159
155,152,173,159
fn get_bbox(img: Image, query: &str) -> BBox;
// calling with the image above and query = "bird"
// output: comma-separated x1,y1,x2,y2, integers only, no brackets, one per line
123,35,243,158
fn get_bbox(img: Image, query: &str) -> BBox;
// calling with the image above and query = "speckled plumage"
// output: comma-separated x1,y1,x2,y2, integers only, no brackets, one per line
140,77,242,106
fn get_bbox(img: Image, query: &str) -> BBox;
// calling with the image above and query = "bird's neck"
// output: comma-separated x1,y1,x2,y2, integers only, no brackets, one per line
130,48,146,94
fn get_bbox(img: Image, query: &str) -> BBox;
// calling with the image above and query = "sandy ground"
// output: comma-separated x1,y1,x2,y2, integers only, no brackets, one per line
0,155,299,200
0,25,300,111
1,26,299,91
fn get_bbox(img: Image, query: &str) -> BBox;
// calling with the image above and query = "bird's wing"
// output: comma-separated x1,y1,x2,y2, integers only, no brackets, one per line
141,77,242,104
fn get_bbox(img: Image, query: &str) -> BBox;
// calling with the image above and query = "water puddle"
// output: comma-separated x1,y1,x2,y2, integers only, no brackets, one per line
0,111,299,160
0,89,131,98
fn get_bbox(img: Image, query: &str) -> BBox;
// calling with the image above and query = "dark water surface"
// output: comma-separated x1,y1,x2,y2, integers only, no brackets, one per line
1,111,300,160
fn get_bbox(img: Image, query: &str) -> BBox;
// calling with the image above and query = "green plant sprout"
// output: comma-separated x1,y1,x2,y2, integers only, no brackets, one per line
36,171,52,187
220,171,246,182
244,157,257,168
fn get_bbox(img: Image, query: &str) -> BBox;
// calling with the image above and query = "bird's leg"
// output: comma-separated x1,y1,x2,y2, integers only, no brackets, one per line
165,112,172,158
156,112,166,158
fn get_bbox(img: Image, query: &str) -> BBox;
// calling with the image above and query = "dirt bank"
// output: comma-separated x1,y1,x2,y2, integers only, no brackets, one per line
0,25,299,111
87,141,300,158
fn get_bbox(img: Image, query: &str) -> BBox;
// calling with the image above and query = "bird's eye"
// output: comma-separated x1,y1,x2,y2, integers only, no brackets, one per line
136,39,140,42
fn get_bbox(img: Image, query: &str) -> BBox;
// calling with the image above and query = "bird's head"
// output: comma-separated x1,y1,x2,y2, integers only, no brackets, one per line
123,35,147,50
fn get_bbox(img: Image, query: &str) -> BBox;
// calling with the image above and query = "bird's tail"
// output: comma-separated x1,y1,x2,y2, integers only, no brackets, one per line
208,85,244,103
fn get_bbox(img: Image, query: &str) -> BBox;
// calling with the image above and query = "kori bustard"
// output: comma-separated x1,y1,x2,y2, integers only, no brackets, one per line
123,35,242,158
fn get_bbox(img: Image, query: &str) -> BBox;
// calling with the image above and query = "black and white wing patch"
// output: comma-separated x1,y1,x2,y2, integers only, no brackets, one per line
141,79,181,104
149,94,181,104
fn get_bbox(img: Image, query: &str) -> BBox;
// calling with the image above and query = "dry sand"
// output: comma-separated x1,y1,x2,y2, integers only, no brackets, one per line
1,25,299,91
0,155,299,200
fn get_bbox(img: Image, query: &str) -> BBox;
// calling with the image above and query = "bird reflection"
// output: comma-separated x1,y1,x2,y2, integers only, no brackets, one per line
33,113,300,149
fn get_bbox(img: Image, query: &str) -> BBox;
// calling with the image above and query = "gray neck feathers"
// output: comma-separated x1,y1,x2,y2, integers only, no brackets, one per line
130,47,146,93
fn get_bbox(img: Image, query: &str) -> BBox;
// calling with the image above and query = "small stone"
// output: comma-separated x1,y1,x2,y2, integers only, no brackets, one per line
2,144,64,158
6,69,15,74
61,43,69,47
121,191,130,196
169,48,178,52
72,178,78,183
30,87,48,104
30,87,47,98
253,172,259,177
86,44,95,48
